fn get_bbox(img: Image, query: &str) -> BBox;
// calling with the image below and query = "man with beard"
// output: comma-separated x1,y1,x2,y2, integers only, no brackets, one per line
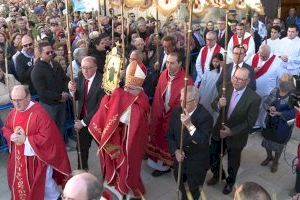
15,35,36,95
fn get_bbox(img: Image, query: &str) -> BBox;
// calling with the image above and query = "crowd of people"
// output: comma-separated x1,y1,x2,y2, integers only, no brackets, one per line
1,0,300,199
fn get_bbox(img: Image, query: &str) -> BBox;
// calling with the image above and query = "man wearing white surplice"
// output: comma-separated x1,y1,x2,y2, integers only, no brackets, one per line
194,31,224,87
278,24,300,75
246,44,284,130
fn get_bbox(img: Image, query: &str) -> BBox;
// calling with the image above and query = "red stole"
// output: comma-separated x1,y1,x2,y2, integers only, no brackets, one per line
251,54,276,79
233,34,251,51
11,111,33,200
200,45,222,73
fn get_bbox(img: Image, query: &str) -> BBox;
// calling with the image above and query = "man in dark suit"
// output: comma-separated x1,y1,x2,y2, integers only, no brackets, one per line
68,56,105,169
207,67,261,195
217,45,256,91
216,17,233,49
166,86,213,200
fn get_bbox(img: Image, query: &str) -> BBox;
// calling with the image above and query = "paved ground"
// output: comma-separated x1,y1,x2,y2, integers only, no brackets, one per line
1,128,300,200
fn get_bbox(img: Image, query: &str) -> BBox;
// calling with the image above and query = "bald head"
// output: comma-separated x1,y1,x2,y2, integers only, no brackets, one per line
234,182,271,200
259,44,271,61
21,35,34,54
63,172,101,200
11,85,31,111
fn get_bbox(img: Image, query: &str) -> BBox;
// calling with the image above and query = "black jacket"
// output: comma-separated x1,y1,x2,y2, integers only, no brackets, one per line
15,52,36,94
31,59,69,105
166,105,213,168
75,71,105,125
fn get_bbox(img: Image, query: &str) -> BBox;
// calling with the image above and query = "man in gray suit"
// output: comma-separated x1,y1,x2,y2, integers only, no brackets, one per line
216,45,256,91
208,67,261,195
68,56,105,169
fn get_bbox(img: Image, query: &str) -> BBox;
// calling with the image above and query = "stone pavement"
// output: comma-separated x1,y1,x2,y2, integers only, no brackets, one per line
1,128,300,200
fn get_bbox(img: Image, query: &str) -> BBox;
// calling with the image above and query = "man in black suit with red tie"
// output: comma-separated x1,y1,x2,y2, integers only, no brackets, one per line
68,56,105,169
166,85,213,200
207,67,261,195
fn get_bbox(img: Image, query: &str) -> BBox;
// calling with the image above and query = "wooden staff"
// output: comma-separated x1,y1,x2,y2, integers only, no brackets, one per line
4,42,8,88
64,0,83,169
104,0,107,16
177,0,193,199
98,0,103,33
121,0,125,68
219,9,229,184
126,13,130,48
154,7,160,69
111,8,115,48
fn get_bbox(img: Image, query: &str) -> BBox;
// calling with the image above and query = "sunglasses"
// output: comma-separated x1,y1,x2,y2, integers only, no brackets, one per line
23,43,33,47
45,51,54,55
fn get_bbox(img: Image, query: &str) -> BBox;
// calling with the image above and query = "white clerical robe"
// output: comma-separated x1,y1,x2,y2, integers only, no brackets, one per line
278,36,300,75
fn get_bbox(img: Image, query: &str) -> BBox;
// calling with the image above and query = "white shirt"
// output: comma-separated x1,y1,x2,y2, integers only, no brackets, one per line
23,102,60,200
246,54,284,96
164,74,175,112
278,36,300,75
80,72,96,127
195,44,225,86
230,62,244,78
261,38,281,55
227,32,256,64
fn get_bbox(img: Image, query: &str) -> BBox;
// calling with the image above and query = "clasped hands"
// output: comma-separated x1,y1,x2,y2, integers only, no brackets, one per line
10,127,26,145
268,106,281,117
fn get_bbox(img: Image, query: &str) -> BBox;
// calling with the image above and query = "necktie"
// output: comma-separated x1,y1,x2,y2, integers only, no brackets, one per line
218,31,222,41
80,79,89,118
227,90,239,118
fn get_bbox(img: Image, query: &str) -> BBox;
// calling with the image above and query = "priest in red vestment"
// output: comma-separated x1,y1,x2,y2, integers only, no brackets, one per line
2,85,71,200
146,51,193,177
88,61,150,200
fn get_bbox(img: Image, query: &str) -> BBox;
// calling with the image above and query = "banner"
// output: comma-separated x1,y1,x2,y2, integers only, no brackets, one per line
72,0,99,12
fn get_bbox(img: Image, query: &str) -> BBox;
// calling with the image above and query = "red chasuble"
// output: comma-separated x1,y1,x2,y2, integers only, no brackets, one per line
251,53,276,79
200,45,222,73
2,103,71,200
146,68,193,166
88,88,150,197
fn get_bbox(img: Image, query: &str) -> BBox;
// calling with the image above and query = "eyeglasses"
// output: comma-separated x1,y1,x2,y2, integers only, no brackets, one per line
181,98,195,103
50,23,58,26
82,66,96,70
23,43,33,47
232,75,247,82
45,51,54,55
11,97,27,102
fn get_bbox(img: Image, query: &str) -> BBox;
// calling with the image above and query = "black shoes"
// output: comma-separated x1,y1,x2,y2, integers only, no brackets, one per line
222,184,234,195
151,169,171,177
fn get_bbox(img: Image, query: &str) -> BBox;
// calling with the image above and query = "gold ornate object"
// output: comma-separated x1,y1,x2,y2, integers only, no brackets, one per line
140,0,153,10
102,45,123,94
235,0,247,10
155,0,181,17
191,0,207,17
125,0,146,7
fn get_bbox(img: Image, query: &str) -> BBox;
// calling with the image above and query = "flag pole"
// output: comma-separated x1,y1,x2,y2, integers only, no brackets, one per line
65,0,83,169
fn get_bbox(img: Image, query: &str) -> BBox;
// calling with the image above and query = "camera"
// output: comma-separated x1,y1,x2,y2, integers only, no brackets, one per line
288,75,300,107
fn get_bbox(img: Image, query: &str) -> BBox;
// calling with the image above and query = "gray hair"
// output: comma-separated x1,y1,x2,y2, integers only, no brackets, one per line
73,48,88,59
259,44,271,54
181,85,200,102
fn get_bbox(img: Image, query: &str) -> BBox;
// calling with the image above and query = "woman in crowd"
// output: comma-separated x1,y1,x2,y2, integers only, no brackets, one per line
199,53,223,124
261,73,296,173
